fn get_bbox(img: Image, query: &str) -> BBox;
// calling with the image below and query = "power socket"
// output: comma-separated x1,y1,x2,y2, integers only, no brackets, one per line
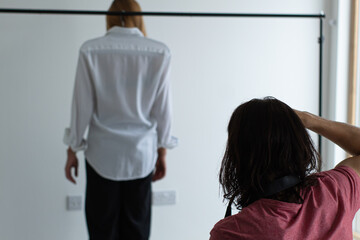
66,195,82,211
152,190,176,206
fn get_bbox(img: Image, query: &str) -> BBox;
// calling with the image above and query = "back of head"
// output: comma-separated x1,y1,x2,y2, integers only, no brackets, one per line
220,97,321,209
107,0,147,36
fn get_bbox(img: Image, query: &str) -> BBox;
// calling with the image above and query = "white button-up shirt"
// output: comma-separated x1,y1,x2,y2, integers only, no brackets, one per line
64,27,177,180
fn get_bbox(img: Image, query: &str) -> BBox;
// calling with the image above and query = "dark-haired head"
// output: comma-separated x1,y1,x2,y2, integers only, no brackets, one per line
220,97,321,209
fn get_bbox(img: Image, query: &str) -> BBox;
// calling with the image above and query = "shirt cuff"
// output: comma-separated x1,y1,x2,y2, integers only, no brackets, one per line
63,128,87,152
158,136,178,149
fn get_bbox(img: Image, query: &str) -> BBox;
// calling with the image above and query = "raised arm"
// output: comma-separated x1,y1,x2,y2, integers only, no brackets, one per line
296,110,360,156
296,110,360,174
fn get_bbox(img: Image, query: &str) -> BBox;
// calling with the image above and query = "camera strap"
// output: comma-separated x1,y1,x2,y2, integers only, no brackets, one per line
224,175,301,218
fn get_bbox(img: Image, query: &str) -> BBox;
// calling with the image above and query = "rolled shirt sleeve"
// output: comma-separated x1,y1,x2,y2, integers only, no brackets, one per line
63,51,94,152
151,53,178,149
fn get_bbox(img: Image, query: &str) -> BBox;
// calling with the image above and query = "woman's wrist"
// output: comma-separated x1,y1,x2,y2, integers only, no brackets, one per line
67,147,76,156
158,147,167,157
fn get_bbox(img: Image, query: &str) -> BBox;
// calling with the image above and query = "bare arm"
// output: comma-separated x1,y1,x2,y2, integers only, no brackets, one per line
296,110,360,156
296,110,360,174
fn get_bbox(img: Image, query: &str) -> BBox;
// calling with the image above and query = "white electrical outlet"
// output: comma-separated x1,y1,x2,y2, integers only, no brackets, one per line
67,195,82,211
152,190,176,206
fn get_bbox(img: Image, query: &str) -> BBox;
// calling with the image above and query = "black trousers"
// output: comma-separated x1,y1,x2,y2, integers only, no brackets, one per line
85,161,152,240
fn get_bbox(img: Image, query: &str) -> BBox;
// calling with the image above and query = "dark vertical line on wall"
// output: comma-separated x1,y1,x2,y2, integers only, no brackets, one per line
318,17,324,158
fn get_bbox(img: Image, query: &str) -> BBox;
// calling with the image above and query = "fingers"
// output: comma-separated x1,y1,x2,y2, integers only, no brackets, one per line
65,165,76,184
152,166,166,182
152,173,158,182
294,110,304,121
294,110,312,129
152,171,163,182
152,156,167,182
75,164,78,177
65,157,78,184
152,169,158,181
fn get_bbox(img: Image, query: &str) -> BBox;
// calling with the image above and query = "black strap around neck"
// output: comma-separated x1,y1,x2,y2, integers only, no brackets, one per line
262,175,301,197
224,175,301,218
225,201,233,218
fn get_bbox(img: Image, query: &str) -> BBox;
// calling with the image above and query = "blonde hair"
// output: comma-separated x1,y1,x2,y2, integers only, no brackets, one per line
106,0,147,36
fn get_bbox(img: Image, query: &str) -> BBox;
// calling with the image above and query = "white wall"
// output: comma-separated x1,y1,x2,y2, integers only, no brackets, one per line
0,1,329,240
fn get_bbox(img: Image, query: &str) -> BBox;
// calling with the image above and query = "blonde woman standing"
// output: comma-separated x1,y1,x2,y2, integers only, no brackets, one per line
63,1,177,239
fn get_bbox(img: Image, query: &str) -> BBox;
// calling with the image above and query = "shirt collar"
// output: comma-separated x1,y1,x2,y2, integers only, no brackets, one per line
106,26,144,37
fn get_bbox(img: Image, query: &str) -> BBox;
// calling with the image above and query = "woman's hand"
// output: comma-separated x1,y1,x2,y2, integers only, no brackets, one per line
65,147,79,184
152,148,167,182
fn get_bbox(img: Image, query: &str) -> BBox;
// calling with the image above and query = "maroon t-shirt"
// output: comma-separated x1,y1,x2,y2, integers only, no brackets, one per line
210,166,360,240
